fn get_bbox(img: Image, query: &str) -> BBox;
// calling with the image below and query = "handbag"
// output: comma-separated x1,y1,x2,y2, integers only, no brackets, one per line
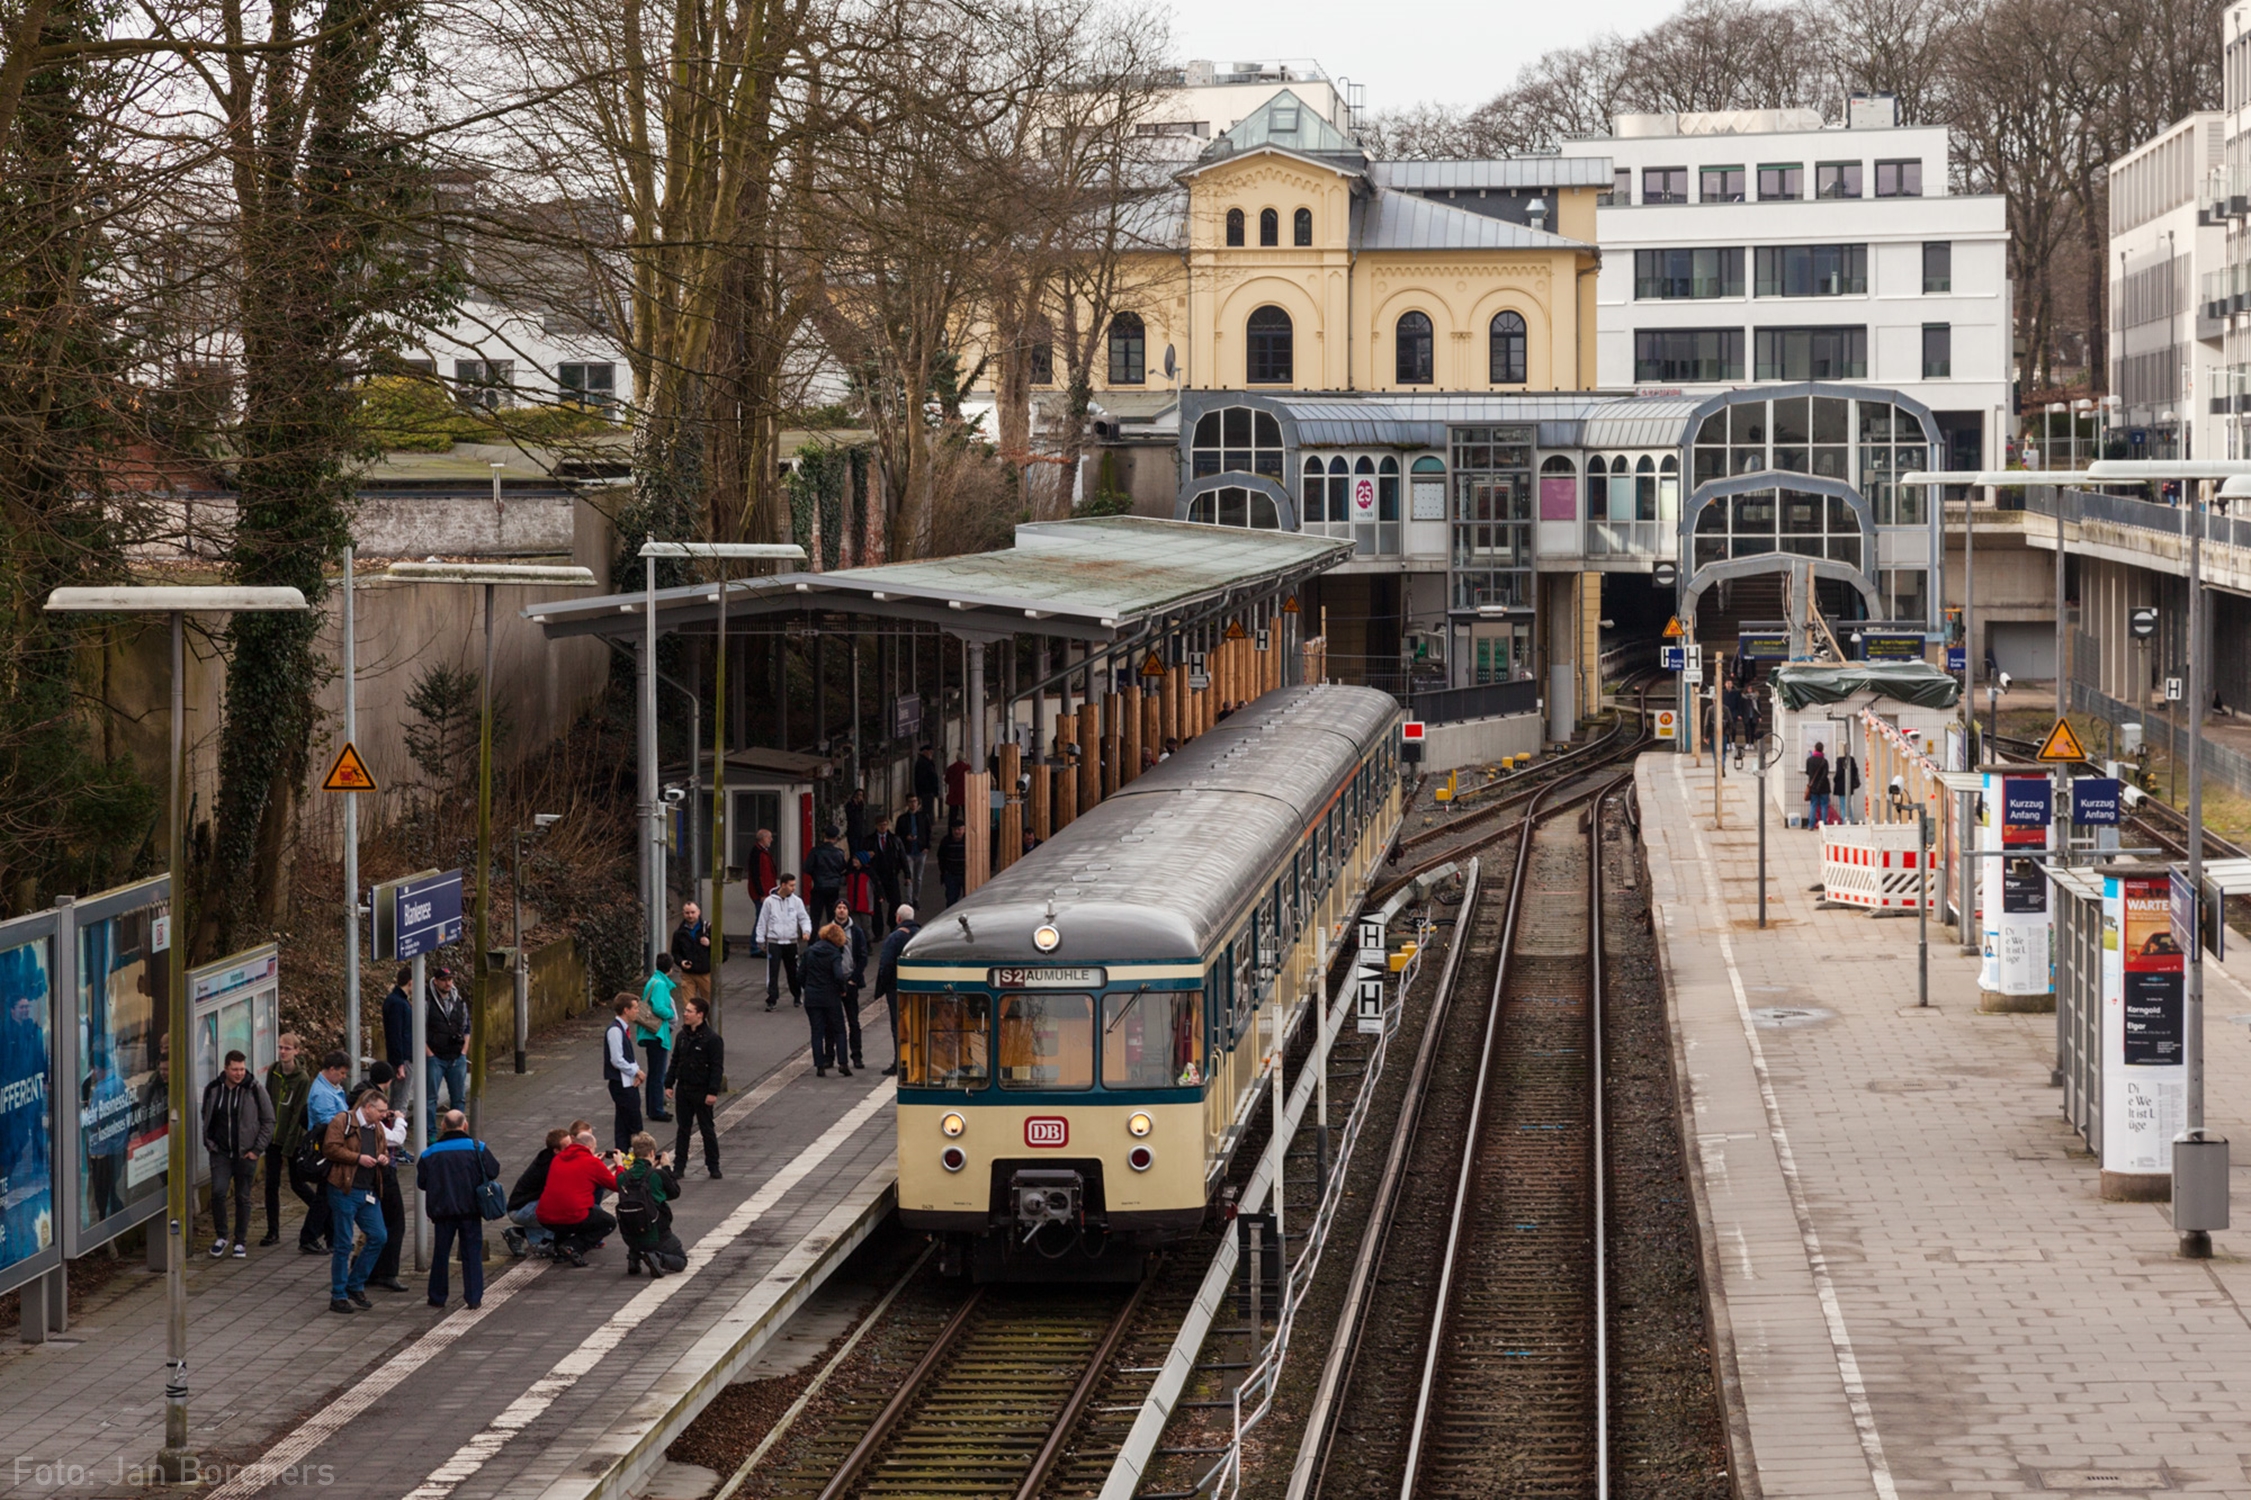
476,1171,507,1222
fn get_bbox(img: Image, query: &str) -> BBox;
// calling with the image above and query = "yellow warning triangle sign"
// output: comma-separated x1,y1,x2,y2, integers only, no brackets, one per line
1139,651,1166,678
1662,616,1687,639
1225,619,1248,640
322,741,378,793
2035,717,2087,763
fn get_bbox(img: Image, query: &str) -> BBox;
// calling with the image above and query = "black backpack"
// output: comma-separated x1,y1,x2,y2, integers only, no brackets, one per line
291,1114,330,1187
615,1170,658,1240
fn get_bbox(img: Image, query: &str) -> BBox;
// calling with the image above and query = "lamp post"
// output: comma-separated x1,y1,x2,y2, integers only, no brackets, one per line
638,541,804,1042
1904,466,1992,953
381,562,594,1137
513,813,561,1072
44,584,309,1481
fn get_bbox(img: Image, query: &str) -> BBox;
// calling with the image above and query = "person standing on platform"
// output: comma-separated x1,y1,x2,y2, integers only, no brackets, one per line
1833,743,1863,824
874,905,919,1076
944,751,970,823
842,786,870,851
381,966,413,1110
897,797,930,906
755,873,812,1009
602,993,644,1150
914,746,941,818
358,1065,410,1293
318,1087,393,1312
200,1049,272,1259
423,966,472,1138
831,898,870,1072
802,923,853,1078
867,816,906,928
806,830,848,931
261,1033,311,1247
670,902,712,1010
1803,740,1834,830
666,995,724,1179
938,818,967,909
299,1050,352,1254
418,1109,500,1309
748,828,779,907
637,955,677,1124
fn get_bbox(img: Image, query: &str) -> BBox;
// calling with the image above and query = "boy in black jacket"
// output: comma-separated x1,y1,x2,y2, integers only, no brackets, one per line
666,996,725,1178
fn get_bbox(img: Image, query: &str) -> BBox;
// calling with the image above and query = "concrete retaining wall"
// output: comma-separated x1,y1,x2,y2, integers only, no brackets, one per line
1420,711,1544,771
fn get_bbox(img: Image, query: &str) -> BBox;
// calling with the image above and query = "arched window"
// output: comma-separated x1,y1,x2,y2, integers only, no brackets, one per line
1302,456,1328,526
1189,485,1282,529
1293,207,1313,246
1259,208,1279,246
1107,313,1146,385
1410,455,1445,520
1226,208,1244,247
1395,311,1434,385
1490,310,1528,384
1636,454,1657,521
1326,456,1347,524
1246,306,1293,385
1191,405,1284,478
1026,321,1053,385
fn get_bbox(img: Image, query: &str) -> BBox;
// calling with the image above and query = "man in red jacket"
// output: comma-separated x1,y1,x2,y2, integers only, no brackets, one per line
536,1127,619,1266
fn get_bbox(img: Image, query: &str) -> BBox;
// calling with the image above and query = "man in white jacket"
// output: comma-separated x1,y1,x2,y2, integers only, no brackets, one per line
754,873,813,1011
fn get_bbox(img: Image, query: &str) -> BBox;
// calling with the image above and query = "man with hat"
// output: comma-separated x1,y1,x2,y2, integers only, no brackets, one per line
424,965,472,1139
356,1064,411,1293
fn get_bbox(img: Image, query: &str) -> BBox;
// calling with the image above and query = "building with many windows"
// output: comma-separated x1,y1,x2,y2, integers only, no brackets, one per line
2108,112,2223,459
1554,99,2010,475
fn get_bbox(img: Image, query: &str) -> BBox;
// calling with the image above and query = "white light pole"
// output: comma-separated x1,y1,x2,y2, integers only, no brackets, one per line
637,540,804,1041
382,562,594,1137
343,547,361,1078
1903,467,1987,951
45,584,309,1481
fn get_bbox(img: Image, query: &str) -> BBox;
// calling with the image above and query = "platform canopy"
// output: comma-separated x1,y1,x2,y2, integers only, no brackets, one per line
527,516,1350,643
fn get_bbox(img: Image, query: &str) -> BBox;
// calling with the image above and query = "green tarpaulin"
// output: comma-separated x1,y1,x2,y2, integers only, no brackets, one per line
1770,660,1961,711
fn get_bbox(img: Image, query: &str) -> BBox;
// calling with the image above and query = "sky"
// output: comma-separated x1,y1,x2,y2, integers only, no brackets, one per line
1169,0,1687,114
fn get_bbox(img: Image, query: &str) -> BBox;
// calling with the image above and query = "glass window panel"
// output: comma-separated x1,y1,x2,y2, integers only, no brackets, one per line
1695,447,1726,485
1253,450,1283,479
902,991,990,1087
1774,396,1810,444
1827,494,1855,531
1732,491,1777,533
1254,411,1281,447
1827,535,1862,567
1252,494,1279,528
1698,413,1728,446
1223,407,1250,445
1816,161,1863,199
1103,990,1205,1087
1695,535,1727,569
1780,491,1824,534
1220,489,1248,527
1811,445,1848,479
1758,163,1803,200
1731,446,1766,475
1695,500,1728,534
997,993,1093,1089
1730,401,1768,444
1700,164,1745,202
1774,446,1809,474
1812,397,1849,444
1922,241,1951,293
1194,411,1222,447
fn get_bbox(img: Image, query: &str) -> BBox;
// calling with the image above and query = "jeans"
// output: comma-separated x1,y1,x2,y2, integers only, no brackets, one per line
327,1185,388,1300
640,1040,670,1120
429,1217,484,1306
807,1001,850,1070
263,1144,289,1239
843,996,865,1067
674,1097,720,1174
907,851,927,898
608,1077,644,1152
208,1152,257,1244
509,1199,553,1251
426,1054,469,1137
943,876,964,909
386,1065,413,1113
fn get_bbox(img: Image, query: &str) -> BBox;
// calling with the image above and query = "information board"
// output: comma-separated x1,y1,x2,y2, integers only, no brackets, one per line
0,922,57,1295
2071,777,2121,826
1859,633,1926,662
1737,631,1789,661
71,879,172,1252
1979,773,2052,998
2104,872,2186,1179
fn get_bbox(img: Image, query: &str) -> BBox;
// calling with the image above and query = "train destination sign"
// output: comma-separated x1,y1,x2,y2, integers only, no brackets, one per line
1738,631,1789,660
991,967,1106,989
1859,633,1925,662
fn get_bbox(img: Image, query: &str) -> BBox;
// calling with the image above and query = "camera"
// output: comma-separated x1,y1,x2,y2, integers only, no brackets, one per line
661,785,686,805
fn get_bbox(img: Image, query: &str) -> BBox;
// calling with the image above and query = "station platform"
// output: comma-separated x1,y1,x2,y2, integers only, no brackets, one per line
0,946,898,1500
1638,751,2251,1498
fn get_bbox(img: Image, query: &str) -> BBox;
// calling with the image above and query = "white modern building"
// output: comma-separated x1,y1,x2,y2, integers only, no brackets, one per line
1133,59,1359,150
1557,99,2011,474
2109,113,2225,461
2196,4,2251,455
400,296,633,414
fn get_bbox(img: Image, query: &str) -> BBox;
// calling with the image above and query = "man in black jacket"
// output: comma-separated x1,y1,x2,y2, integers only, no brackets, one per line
865,817,907,927
666,996,725,1178
200,1049,274,1258
503,1127,566,1257
806,832,849,927
424,967,471,1139
381,966,413,1109
670,902,712,1009
874,907,920,1076
914,746,941,813
418,1109,500,1308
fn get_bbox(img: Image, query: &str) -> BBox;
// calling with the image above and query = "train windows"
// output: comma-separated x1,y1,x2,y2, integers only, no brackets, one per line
998,993,1094,1089
1102,990,1205,1088
900,992,990,1088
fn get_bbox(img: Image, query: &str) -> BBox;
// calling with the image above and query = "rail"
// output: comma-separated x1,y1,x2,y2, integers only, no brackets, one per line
1407,678,1541,726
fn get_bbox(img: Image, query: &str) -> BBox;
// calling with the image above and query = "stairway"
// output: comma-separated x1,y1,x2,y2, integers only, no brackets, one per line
1693,572,1786,649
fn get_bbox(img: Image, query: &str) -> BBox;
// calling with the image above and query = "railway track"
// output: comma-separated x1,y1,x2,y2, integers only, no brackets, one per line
1293,763,1632,1499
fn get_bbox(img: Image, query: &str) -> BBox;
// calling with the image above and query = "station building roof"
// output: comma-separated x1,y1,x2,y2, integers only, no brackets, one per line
526,516,1349,645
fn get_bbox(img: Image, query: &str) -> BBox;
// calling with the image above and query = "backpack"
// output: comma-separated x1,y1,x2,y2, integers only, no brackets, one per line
615,1170,659,1241
291,1114,331,1187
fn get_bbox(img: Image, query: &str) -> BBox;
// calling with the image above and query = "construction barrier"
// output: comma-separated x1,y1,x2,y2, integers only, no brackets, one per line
1820,824,1934,911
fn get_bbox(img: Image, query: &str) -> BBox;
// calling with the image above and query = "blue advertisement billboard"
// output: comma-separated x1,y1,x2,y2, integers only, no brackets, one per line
0,935,55,1289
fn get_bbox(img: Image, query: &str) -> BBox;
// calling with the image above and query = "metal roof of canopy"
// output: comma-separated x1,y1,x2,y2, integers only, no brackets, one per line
526,516,1351,644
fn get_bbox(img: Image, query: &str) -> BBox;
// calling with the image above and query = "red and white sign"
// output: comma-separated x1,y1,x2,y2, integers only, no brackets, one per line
1653,708,1678,741
1401,720,1426,743
1352,476,1376,513
1024,1117,1069,1148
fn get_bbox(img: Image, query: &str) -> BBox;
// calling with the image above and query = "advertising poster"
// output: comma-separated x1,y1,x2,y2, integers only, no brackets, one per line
78,904,170,1233
2103,873,2186,1175
1979,773,2053,996
0,938,55,1285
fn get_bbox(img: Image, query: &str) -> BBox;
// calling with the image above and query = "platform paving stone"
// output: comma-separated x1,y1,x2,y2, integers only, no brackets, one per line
1,946,897,1500
1640,750,2251,1500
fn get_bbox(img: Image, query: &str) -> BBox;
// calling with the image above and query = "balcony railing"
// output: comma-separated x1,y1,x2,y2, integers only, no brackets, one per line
2022,484,2251,551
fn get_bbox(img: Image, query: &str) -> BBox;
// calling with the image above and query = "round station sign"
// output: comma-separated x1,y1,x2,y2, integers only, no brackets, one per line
1353,477,1376,513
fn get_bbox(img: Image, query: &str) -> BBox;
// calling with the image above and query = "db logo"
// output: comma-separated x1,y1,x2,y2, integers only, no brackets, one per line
1024,1117,1069,1148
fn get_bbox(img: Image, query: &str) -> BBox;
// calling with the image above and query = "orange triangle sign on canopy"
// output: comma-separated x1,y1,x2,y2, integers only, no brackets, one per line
322,741,378,793
2035,718,2087,763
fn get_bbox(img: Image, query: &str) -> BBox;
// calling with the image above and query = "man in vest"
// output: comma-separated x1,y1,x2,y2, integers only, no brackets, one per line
601,993,643,1152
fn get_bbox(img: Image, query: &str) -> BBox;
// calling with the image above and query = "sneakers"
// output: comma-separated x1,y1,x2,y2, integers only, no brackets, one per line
503,1228,528,1258
209,1239,228,1258
563,1247,589,1268
231,1242,247,1259
329,1298,357,1315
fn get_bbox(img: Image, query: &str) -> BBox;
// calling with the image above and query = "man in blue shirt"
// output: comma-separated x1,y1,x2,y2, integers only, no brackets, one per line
298,1050,351,1254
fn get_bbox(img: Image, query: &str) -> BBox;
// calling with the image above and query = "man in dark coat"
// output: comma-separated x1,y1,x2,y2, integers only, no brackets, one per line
805,832,849,928
666,995,725,1178
865,817,907,926
914,746,941,813
418,1108,500,1308
801,924,853,1078
874,907,920,1076
381,966,413,1109
200,1049,274,1257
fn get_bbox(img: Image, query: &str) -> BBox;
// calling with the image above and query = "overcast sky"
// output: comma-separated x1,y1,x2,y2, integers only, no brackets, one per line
1169,0,1685,114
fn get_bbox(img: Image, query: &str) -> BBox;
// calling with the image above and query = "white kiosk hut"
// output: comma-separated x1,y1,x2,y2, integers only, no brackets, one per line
1766,662,1961,824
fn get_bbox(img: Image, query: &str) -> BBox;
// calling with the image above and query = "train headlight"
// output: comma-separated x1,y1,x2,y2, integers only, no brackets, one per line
940,1112,967,1138
1033,922,1061,953
1128,1146,1153,1172
941,1146,966,1172
1127,1111,1153,1138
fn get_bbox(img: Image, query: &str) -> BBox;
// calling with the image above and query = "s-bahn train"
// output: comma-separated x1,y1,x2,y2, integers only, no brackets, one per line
893,684,1405,1281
